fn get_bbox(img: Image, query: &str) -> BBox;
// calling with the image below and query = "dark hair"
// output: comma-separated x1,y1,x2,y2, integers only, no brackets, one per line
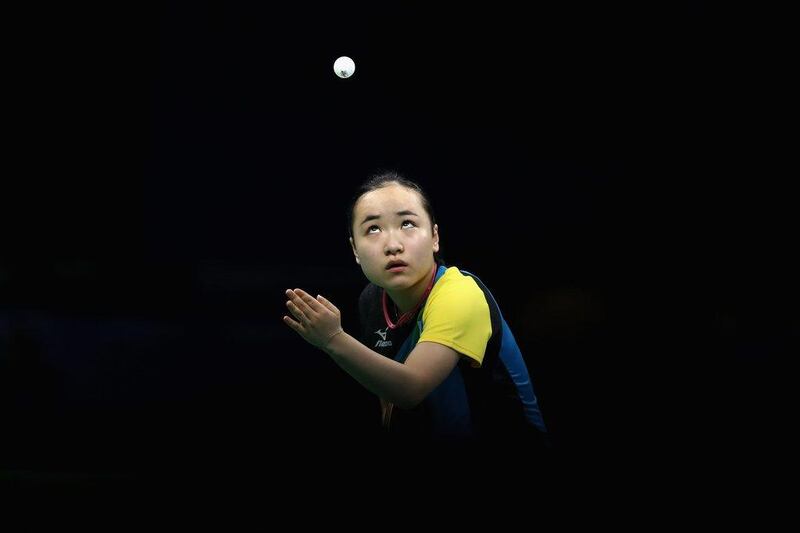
347,171,444,266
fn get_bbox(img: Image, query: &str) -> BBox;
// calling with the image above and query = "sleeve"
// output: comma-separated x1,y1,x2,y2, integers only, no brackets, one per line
418,276,492,367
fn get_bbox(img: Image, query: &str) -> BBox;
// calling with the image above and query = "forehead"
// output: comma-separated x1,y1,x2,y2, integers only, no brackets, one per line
355,184,424,214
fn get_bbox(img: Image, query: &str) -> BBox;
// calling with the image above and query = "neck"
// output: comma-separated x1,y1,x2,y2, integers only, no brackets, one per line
386,263,438,314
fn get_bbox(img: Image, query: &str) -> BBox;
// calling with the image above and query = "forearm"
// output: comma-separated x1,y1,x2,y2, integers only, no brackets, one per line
322,331,422,408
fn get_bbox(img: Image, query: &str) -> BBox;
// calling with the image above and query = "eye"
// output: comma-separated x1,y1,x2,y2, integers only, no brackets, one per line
367,225,380,234
402,220,416,228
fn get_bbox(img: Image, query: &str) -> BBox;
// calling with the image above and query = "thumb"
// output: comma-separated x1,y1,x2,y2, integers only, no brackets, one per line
316,294,337,313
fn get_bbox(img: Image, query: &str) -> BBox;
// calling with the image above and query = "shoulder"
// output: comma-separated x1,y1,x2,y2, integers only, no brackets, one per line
427,267,486,306
358,282,381,307
420,266,493,364
358,282,383,325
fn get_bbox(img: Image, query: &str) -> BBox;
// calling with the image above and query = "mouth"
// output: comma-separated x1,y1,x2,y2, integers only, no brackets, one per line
386,261,408,272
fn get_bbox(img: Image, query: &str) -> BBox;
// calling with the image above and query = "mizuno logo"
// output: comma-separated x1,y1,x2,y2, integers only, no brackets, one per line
374,327,392,348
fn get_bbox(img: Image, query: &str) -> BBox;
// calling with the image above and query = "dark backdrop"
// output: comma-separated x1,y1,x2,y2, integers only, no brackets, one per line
2,1,792,490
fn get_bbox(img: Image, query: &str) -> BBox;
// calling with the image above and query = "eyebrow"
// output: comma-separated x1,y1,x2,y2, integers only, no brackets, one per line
360,210,420,226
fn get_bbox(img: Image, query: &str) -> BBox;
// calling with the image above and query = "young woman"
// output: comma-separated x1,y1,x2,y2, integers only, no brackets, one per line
283,171,547,443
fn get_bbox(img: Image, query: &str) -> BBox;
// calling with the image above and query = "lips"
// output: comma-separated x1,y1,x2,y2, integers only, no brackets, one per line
386,261,408,270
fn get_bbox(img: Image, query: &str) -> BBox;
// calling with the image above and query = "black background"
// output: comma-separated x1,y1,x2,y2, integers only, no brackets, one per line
2,1,793,497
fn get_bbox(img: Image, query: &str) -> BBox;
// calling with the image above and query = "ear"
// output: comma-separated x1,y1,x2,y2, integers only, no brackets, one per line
432,224,440,253
350,237,360,264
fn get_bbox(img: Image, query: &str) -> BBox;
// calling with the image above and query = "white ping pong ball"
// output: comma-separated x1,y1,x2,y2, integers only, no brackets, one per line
333,56,355,79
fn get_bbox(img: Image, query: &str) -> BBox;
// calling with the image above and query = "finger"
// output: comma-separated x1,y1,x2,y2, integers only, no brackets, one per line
293,288,326,313
316,294,338,314
283,315,305,333
287,289,319,317
286,300,309,323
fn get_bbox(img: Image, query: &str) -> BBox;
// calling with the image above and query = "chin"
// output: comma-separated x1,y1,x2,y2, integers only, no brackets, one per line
382,275,412,289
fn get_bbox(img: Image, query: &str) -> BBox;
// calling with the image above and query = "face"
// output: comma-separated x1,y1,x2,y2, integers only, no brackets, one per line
350,183,439,291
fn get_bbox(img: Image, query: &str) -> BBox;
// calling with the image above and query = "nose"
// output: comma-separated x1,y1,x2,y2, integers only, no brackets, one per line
384,232,404,255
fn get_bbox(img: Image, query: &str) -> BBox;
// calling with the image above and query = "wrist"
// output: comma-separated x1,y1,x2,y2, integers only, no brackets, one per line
322,328,345,353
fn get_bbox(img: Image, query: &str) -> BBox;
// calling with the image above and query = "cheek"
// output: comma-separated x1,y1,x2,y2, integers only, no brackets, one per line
358,250,380,268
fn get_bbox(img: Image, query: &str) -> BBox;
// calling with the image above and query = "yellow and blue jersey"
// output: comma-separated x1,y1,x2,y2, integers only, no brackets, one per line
358,265,547,439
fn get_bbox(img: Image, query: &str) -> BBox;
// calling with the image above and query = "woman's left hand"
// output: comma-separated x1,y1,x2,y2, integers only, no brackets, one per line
283,288,344,350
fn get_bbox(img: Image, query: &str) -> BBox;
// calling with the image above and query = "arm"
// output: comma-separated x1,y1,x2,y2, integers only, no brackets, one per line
324,334,460,409
283,288,460,409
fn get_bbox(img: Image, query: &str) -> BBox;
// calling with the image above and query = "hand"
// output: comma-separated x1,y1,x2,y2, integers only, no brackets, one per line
283,288,344,350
